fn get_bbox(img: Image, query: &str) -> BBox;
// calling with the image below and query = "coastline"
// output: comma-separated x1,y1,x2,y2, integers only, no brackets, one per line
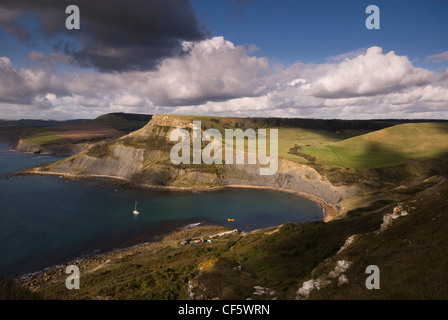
19,224,233,291
226,184,338,222
19,168,339,222
14,165,339,291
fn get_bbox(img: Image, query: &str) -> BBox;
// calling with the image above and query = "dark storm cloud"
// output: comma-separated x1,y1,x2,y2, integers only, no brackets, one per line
0,0,208,72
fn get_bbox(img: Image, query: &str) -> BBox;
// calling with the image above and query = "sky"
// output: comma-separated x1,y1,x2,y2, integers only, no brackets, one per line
0,0,447,120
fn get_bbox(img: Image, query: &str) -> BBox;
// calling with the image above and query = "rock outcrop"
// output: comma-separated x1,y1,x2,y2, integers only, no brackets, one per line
49,145,145,180
296,259,353,299
378,204,409,233
14,138,95,155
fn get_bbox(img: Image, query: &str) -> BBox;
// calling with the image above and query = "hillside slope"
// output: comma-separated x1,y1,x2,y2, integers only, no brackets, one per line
9,113,151,155
295,122,448,169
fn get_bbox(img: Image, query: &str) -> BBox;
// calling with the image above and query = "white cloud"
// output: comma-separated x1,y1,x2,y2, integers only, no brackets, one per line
0,40,447,120
310,47,436,98
0,57,33,104
427,51,448,63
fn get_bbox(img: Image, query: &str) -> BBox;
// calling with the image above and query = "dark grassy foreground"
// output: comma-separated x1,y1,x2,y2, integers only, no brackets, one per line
0,276,41,300
15,212,383,300
309,175,448,300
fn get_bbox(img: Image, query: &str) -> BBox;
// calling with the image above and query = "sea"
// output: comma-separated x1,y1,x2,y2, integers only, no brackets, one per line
0,142,323,277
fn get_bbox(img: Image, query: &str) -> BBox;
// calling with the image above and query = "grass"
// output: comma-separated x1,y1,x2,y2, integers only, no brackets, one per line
90,113,150,133
0,276,41,300
25,208,384,300
87,115,448,172
276,127,370,164
309,175,448,299
85,143,114,158
296,123,448,169
24,129,66,146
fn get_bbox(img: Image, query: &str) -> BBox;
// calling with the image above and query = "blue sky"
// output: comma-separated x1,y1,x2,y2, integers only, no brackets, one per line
0,0,447,119
193,0,448,69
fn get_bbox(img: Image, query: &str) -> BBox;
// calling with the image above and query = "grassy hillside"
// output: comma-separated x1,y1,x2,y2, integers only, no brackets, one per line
23,128,67,146
20,210,384,300
1,113,152,149
89,112,152,133
309,175,448,299
291,122,448,169
144,115,448,169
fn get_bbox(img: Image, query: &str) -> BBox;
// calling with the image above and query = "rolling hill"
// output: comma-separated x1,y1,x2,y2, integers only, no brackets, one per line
292,122,448,168
0,113,152,155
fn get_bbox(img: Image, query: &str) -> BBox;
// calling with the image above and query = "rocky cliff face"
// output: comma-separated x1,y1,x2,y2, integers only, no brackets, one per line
43,114,358,208
49,145,145,179
222,160,357,205
15,138,94,155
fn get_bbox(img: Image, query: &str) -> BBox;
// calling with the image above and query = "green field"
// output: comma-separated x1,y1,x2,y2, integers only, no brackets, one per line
24,129,66,146
293,122,448,168
151,115,448,169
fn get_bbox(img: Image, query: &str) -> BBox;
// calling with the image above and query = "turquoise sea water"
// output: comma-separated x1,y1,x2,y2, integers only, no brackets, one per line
0,142,322,276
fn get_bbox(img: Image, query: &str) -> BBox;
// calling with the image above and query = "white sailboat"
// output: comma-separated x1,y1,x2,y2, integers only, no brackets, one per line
133,201,140,215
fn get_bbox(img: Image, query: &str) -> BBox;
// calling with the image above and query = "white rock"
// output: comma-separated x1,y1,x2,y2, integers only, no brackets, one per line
328,270,340,279
337,234,359,254
338,274,349,287
296,278,331,299
335,260,352,273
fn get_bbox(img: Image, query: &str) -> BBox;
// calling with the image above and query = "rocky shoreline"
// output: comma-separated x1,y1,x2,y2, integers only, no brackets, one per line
19,224,233,292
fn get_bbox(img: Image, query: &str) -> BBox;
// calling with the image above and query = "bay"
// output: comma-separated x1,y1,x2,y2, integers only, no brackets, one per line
0,142,322,276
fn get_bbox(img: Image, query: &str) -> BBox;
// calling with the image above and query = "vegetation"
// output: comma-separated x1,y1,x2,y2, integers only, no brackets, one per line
0,276,41,300
90,113,151,133
293,122,448,169
23,128,66,146
85,143,114,158
309,175,448,299
0,113,152,150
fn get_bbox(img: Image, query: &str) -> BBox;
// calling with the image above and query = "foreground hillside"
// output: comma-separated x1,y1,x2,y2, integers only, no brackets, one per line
9,114,448,299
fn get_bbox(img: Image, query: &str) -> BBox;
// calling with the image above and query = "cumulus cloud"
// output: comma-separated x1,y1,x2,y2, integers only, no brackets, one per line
57,36,269,107
0,57,33,104
0,0,207,72
310,47,436,98
0,40,447,120
142,36,269,105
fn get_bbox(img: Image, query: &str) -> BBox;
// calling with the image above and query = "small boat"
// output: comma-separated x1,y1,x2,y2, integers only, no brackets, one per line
133,201,140,215
227,218,234,222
